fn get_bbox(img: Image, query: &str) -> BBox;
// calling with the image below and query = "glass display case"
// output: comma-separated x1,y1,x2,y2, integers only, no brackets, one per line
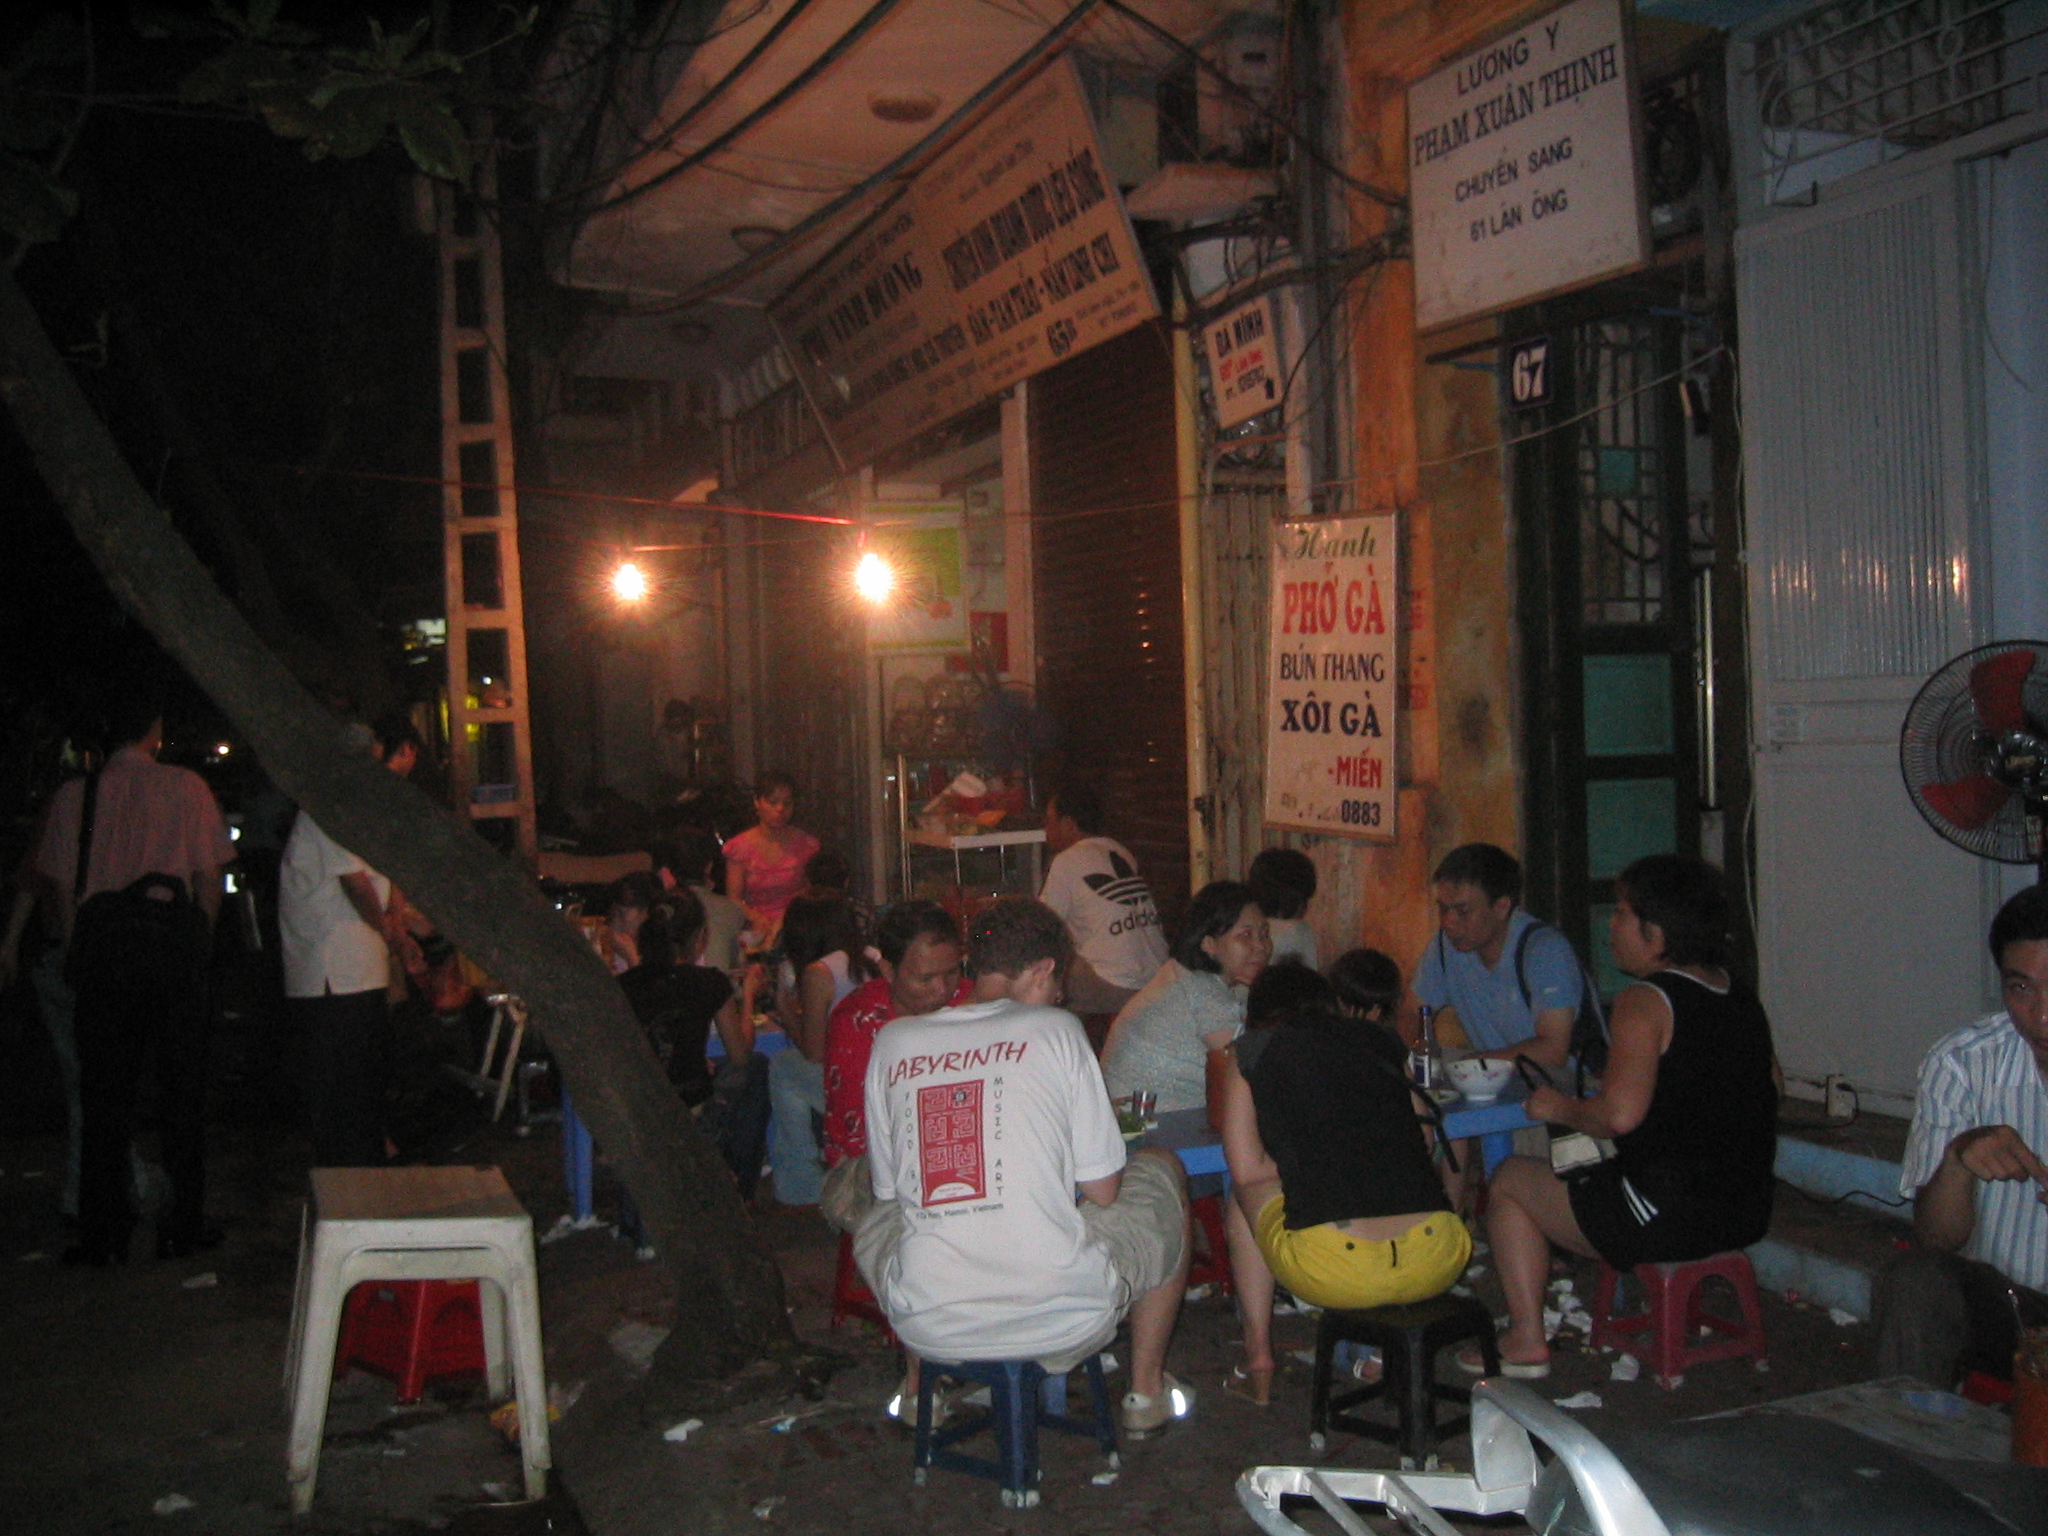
889,754,1043,922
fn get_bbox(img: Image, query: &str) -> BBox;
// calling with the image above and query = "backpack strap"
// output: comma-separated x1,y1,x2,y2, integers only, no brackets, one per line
73,769,102,905
1514,916,1610,1092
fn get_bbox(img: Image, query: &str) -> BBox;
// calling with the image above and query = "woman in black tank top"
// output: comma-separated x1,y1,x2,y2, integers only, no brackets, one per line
1477,855,1779,1378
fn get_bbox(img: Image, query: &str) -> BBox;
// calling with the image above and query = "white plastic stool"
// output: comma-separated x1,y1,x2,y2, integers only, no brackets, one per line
285,1165,550,1513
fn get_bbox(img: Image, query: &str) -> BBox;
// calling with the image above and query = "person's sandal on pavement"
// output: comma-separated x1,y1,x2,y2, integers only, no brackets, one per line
1121,1372,1194,1437
1222,1362,1272,1407
1454,1342,1548,1378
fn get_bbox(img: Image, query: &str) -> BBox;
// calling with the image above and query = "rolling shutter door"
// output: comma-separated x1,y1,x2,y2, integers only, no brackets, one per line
1030,320,1190,922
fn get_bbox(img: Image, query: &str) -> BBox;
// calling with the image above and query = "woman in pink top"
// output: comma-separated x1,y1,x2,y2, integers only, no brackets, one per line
722,771,819,941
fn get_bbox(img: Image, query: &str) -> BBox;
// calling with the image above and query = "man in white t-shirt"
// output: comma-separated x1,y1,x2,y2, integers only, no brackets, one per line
1039,783,1168,1017
852,897,1194,1437
279,717,419,1166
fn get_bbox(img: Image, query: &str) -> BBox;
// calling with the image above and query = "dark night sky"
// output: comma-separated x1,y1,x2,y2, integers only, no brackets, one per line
0,9,446,791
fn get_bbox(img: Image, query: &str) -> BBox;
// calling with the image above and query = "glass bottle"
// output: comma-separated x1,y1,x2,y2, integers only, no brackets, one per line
1410,1004,1445,1091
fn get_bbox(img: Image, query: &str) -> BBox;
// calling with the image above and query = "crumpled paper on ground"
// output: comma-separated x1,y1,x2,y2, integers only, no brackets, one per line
663,1418,705,1443
1555,1390,1603,1410
1609,1353,1641,1382
608,1319,672,1374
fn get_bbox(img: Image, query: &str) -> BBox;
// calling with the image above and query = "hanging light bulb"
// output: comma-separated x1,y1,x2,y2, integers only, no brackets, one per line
611,560,649,603
854,550,895,605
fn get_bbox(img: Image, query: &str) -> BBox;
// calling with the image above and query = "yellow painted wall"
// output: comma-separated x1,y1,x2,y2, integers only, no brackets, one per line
1309,0,1544,993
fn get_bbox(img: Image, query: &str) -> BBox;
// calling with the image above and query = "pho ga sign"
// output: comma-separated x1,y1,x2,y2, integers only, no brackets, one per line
1264,515,1397,841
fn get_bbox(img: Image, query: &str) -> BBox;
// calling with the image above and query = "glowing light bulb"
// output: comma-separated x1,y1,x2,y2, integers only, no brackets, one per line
854,550,895,605
611,561,649,603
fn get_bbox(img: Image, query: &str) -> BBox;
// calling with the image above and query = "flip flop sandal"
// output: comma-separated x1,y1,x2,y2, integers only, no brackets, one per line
1222,1363,1273,1407
1454,1342,1549,1378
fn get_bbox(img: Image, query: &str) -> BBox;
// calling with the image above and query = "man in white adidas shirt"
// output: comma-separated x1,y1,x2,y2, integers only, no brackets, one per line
1878,883,2048,1386
1039,783,1168,1016
851,897,1194,1437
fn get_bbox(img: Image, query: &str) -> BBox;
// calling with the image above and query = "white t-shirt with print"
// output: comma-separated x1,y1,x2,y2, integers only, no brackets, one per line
864,998,1128,1363
1039,836,1168,991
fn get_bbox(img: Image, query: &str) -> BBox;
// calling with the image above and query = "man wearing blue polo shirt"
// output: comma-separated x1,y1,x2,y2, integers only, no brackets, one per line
1412,843,1584,1072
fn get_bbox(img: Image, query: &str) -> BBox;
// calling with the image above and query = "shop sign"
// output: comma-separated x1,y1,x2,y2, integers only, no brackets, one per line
772,60,1156,469
1203,295,1281,430
1264,514,1398,841
865,506,969,654
1407,0,1647,330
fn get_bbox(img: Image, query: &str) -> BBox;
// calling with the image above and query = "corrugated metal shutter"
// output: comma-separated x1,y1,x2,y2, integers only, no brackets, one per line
1198,477,1285,886
751,523,867,874
1031,321,1190,923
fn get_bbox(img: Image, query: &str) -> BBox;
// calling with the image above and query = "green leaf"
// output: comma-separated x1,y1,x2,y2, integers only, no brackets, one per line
0,150,78,245
395,97,471,184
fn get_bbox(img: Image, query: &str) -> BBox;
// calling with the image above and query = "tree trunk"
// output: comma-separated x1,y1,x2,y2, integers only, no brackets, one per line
0,268,793,1377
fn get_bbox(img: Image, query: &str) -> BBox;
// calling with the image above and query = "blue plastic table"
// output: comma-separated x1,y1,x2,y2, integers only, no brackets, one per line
563,1024,791,1222
1144,1081,1537,1182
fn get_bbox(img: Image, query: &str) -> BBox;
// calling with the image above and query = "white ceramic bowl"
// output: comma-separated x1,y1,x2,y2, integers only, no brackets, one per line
1446,1056,1515,1101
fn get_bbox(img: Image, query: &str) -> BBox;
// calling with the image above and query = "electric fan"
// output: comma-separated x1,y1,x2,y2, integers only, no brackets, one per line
1901,640,2048,880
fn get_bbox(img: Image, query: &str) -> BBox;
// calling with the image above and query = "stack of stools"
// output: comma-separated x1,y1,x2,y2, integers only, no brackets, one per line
1309,1293,1499,1468
913,1355,1118,1507
829,1232,895,1342
1590,1250,1769,1389
335,1278,488,1403
285,1165,550,1514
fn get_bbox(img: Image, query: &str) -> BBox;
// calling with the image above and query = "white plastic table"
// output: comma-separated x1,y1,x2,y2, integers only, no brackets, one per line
285,1165,549,1513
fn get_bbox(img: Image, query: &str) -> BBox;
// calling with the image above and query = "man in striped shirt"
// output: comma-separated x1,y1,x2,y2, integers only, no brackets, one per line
1876,883,2048,1386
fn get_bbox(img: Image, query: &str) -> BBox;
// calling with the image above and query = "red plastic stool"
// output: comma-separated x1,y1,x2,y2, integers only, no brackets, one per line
1188,1194,1235,1299
1590,1251,1768,1389
335,1279,488,1404
831,1232,896,1343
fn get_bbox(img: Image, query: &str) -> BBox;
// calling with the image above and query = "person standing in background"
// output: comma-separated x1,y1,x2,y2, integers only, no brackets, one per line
35,685,234,1265
722,771,820,944
278,715,421,1169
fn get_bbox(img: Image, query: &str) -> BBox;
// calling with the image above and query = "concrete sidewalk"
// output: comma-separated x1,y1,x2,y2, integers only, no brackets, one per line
0,1090,1903,1535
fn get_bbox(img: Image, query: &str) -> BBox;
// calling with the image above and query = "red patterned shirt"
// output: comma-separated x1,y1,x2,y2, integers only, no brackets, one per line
822,974,971,1166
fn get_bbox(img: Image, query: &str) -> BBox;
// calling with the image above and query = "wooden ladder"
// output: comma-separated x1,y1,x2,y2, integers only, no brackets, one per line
434,131,536,863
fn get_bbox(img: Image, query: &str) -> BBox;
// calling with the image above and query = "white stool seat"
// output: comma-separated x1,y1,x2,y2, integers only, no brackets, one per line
285,1165,550,1513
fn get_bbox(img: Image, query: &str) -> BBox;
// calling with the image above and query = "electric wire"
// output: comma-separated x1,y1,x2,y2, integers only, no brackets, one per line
553,0,1107,317
571,0,911,222
1097,0,1404,210
542,0,825,208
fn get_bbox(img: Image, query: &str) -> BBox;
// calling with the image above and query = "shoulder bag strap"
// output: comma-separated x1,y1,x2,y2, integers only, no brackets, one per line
73,769,102,905
1373,1051,1459,1176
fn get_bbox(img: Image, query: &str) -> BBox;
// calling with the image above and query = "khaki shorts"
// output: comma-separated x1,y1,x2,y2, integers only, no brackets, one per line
846,1149,1188,1367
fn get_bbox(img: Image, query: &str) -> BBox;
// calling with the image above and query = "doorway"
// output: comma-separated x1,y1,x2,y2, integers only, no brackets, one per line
1515,309,1725,992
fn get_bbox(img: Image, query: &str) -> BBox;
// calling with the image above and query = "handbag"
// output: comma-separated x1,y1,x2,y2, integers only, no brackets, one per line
62,769,209,988
1513,1054,1616,1181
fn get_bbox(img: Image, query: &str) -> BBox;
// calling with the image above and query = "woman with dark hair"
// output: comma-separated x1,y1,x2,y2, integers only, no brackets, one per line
1249,848,1320,969
616,891,766,1194
1328,948,1405,1046
1477,853,1778,1377
1101,881,1272,1113
765,894,872,1207
721,770,820,941
1219,961,1465,1405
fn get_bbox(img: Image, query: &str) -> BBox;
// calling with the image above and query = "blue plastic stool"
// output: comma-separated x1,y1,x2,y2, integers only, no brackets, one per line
913,1355,1118,1507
